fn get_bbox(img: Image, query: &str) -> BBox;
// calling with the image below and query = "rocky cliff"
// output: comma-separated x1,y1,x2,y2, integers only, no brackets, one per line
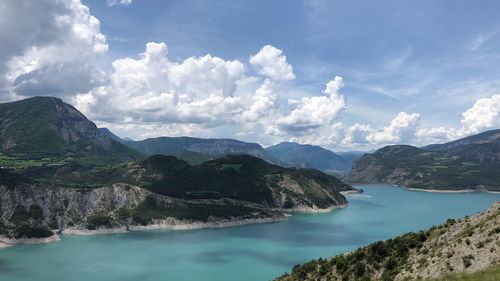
0,183,283,241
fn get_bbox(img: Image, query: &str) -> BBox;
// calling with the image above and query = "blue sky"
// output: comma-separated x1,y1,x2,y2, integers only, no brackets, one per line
86,0,500,124
2,0,500,150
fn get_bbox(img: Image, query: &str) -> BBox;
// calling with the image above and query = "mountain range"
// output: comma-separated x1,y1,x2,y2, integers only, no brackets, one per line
265,142,362,173
100,125,362,172
349,129,500,191
123,136,279,165
0,96,354,241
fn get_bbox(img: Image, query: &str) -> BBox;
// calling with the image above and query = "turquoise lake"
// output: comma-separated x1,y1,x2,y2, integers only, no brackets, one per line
0,185,499,281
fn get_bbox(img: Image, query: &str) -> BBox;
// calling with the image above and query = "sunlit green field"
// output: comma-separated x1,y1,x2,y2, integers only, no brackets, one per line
429,264,500,281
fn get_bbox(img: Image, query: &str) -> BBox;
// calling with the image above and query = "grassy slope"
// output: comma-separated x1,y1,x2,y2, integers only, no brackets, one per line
0,97,65,155
274,203,499,281
428,264,499,281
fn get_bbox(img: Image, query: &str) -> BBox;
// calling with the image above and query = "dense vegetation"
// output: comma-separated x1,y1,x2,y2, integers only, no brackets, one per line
276,229,432,281
127,154,351,206
115,195,278,226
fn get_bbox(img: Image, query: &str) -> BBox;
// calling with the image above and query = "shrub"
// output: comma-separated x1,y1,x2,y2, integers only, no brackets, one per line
14,225,53,238
86,214,113,230
385,258,397,270
354,262,366,277
462,255,474,268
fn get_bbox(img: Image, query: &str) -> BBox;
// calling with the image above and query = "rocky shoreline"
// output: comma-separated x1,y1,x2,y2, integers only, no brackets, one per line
404,186,500,194
0,234,61,249
0,207,340,248
351,183,500,194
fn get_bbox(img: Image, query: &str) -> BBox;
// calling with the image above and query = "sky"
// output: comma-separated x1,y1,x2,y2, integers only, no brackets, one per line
1,0,500,150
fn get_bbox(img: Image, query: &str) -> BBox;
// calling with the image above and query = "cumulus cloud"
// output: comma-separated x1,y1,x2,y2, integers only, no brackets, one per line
276,76,345,134
460,94,500,134
415,126,457,144
288,123,345,146
0,0,107,99
366,112,420,144
77,42,246,127
250,45,295,81
242,79,280,121
411,93,500,146
342,123,371,146
107,0,133,6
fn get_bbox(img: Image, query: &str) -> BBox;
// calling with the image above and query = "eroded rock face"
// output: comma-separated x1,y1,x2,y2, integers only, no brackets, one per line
0,184,149,228
0,176,349,233
271,174,348,211
52,100,113,150
396,203,500,280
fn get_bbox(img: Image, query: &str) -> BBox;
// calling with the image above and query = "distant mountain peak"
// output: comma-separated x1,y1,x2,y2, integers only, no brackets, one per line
265,142,360,173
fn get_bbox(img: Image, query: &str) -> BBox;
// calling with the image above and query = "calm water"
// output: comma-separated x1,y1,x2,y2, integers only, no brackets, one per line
1,185,499,281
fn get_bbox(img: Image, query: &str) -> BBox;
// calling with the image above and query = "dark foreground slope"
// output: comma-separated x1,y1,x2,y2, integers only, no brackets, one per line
274,202,500,281
349,130,500,191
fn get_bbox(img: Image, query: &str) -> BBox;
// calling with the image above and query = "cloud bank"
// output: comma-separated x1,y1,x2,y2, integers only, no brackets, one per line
1,0,499,149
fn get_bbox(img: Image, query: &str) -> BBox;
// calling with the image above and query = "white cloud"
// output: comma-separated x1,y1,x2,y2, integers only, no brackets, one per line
366,112,421,144
288,123,345,146
250,45,295,81
0,0,107,99
242,79,280,121
460,94,500,134
276,76,345,134
415,126,457,144
107,0,132,6
77,42,246,127
342,123,371,146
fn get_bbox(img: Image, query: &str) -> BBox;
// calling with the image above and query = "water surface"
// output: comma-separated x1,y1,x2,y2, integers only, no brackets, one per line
1,185,499,281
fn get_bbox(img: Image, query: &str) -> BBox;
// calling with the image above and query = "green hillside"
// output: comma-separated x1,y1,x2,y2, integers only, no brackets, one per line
0,97,141,166
349,143,500,191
